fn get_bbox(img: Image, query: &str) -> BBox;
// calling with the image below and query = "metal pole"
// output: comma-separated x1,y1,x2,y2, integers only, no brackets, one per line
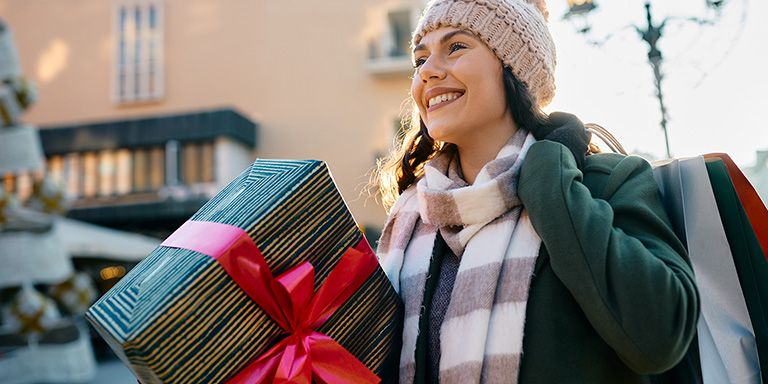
639,2,672,158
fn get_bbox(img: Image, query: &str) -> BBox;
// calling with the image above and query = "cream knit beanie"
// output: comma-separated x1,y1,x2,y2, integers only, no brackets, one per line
412,0,557,107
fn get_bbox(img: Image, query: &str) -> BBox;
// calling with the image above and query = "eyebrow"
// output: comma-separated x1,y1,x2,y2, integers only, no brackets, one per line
412,30,476,54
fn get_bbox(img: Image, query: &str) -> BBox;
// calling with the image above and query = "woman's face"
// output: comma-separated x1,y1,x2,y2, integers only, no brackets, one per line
411,27,511,147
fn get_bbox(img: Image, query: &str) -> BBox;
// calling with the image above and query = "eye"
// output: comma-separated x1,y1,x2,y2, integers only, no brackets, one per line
412,42,467,68
449,42,467,53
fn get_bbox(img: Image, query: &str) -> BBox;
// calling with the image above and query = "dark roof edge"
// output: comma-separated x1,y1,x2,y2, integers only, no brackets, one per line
39,107,258,155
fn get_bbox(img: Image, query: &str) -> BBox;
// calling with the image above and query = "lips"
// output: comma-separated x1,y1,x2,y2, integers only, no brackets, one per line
427,93,463,112
423,87,466,113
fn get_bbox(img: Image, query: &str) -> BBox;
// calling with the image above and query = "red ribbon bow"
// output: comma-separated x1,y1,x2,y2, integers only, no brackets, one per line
162,220,381,384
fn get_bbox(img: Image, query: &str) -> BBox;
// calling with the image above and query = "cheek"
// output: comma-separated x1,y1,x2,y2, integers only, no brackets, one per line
410,79,427,118
453,61,499,110
489,81,508,114
470,74,506,116
468,78,506,119
411,88,427,123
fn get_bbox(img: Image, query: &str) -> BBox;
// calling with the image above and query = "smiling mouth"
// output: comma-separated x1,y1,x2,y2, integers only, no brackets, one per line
427,92,464,112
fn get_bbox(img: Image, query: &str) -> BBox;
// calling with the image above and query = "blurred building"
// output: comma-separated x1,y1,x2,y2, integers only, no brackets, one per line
37,108,256,238
0,0,425,238
745,149,768,204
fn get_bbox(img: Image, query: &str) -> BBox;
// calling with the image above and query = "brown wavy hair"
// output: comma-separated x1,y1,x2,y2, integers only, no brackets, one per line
372,65,554,211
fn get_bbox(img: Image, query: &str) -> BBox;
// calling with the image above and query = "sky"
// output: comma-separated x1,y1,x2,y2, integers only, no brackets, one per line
543,0,766,167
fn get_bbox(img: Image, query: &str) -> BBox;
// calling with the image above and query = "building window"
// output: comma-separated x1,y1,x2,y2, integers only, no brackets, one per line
113,0,164,104
48,155,64,187
149,146,165,190
3,173,14,194
366,6,419,76
82,152,98,198
182,142,215,185
1,171,33,201
98,150,117,196
387,9,412,58
132,148,149,192
64,153,81,198
115,149,132,194
32,141,215,202
200,142,214,183
1,171,43,202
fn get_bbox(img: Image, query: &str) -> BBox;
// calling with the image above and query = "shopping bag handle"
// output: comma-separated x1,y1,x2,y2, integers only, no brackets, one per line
586,123,628,155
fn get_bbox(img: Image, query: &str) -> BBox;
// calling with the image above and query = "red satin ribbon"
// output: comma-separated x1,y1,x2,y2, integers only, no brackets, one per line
162,220,381,384
704,153,768,260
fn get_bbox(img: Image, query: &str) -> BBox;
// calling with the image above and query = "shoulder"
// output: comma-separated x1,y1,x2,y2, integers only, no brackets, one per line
522,140,657,200
583,152,650,176
582,152,656,200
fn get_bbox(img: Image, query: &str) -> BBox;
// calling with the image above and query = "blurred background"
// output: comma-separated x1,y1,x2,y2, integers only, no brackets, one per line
0,0,765,383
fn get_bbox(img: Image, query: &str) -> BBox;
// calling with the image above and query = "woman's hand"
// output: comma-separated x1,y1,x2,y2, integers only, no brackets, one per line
541,112,591,169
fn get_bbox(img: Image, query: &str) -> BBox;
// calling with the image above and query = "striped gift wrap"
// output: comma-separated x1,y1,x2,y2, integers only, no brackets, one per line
86,159,403,383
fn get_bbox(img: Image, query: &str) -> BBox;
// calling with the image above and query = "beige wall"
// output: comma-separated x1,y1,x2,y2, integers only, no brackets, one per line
0,0,424,229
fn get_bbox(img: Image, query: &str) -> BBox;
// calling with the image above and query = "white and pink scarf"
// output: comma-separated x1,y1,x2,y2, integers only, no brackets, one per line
378,130,542,383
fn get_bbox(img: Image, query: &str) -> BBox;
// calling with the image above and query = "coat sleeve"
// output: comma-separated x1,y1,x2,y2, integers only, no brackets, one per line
518,140,700,374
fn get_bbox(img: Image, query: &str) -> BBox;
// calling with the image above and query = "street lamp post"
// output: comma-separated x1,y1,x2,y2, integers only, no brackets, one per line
564,0,729,158
638,2,671,158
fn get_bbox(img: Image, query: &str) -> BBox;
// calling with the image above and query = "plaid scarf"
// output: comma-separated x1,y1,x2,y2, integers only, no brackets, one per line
378,130,542,384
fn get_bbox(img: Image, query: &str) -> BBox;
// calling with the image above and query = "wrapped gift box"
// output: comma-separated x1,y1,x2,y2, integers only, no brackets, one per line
86,159,402,383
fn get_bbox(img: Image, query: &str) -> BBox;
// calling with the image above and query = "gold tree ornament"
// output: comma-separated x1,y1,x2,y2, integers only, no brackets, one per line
27,175,69,214
0,189,8,228
3,286,62,335
49,273,98,315
4,77,37,110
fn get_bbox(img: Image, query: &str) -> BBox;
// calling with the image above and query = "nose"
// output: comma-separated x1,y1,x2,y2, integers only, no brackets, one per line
417,55,446,83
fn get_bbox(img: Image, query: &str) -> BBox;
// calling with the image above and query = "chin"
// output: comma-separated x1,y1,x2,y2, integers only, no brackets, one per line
425,123,454,143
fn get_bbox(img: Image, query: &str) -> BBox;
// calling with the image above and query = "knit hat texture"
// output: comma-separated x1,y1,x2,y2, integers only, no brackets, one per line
412,0,557,107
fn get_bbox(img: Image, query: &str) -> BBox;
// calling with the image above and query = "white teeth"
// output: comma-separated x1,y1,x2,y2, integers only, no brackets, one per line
428,92,462,108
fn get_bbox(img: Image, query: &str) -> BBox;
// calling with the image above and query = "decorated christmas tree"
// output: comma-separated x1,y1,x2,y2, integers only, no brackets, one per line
0,18,97,384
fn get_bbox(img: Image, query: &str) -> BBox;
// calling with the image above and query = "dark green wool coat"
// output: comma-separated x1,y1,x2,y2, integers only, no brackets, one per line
413,140,701,383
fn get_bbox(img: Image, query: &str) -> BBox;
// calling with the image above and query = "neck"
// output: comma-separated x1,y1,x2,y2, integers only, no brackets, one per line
455,119,519,185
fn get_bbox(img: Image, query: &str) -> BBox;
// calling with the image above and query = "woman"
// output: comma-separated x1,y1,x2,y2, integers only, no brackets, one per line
374,0,700,383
